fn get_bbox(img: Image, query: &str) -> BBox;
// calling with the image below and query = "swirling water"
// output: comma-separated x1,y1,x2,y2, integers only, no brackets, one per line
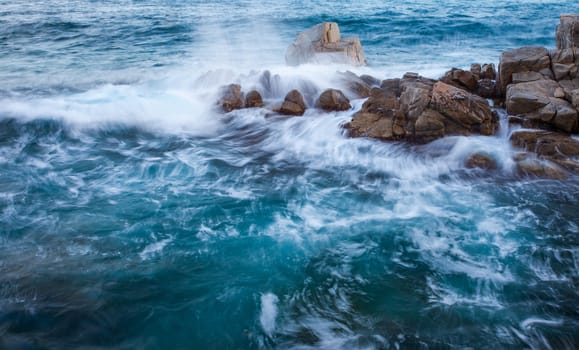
0,1,578,349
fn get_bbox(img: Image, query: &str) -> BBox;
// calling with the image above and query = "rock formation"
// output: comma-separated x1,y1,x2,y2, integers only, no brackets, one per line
279,90,307,116
556,14,579,50
316,89,351,111
218,84,244,112
285,22,366,66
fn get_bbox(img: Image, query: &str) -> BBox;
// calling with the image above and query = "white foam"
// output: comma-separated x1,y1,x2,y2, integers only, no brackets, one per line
139,236,173,260
259,292,279,336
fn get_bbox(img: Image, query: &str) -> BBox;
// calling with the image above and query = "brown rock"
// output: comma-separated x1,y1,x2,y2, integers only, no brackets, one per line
441,68,478,91
316,89,351,111
245,90,264,108
515,158,568,179
550,97,578,132
476,79,497,98
346,112,396,140
414,109,445,144
556,14,579,50
465,153,497,170
471,63,482,77
430,81,495,135
498,46,551,94
360,74,381,87
279,90,306,116
512,71,545,84
510,130,579,160
285,22,366,66
481,63,497,80
218,84,244,113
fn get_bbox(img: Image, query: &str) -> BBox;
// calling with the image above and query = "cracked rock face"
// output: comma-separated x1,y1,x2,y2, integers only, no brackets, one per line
285,22,366,66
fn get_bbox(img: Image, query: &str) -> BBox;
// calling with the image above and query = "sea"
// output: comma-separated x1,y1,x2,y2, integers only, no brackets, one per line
0,1,578,349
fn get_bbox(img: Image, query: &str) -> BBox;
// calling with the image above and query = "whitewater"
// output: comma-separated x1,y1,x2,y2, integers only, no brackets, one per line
0,1,578,349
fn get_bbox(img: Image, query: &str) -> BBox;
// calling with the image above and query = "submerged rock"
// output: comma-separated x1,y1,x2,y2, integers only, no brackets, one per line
465,152,498,170
316,89,351,111
279,90,306,116
285,22,366,66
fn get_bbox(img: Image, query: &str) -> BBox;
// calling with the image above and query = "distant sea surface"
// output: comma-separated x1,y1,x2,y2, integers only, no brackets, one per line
0,1,578,349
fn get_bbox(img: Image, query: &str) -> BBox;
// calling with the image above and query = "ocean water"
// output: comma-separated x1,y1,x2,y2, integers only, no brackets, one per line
1,1,578,349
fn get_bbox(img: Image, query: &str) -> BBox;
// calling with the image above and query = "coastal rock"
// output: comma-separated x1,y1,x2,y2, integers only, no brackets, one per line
481,63,497,80
218,84,244,112
316,89,351,111
441,68,478,92
245,90,264,108
346,112,397,140
337,71,372,98
506,79,578,132
465,152,497,170
476,79,497,98
498,46,551,94
515,156,569,179
285,22,366,66
414,109,445,143
510,130,579,175
346,87,403,141
556,14,579,50
470,63,482,77
549,48,578,81
430,81,495,135
279,90,306,116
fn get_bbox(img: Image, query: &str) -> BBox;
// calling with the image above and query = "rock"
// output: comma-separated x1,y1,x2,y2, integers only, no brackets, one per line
360,74,381,87
286,22,366,66
380,78,401,95
399,75,435,135
498,46,551,94
511,71,545,84
465,152,497,170
245,90,264,108
550,97,578,132
414,109,445,144
510,130,579,165
441,68,478,92
481,63,497,80
550,48,578,81
279,90,306,116
337,71,372,98
430,81,495,135
218,84,244,112
556,14,579,50
316,89,351,111
345,112,397,140
476,79,497,98
471,64,482,77
515,157,569,179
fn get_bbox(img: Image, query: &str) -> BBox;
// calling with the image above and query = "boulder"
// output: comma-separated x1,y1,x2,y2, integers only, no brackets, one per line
430,81,495,135
481,63,497,80
345,112,397,140
556,14,579,50
515,157,569,179
549,48,578,81
476,79,497,98
414,109,446,144
218,84,244,112
279,90,306,116
316,89,351,111
245,90,264,108
498,46,551,94
465,153,497,170
441,68,478,92
471,64,482,78
511,71,545,84
285,22,366,66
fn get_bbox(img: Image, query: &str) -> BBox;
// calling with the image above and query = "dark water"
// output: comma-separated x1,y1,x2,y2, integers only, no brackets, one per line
1,1,578,349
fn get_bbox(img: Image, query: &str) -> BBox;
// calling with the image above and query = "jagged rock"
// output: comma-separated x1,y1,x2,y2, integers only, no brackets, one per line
465,153,497,170
337,71,372,98
279,90,306,116
441,68,478,92
380,78,401,95
400,75,435,136
360,74,381,87
556,14,579,50
245,90,264,108
316,89,351,111
430,81,495,135
481,63,497,80
218,84,244,112
285,22,366,66
498,46,551,94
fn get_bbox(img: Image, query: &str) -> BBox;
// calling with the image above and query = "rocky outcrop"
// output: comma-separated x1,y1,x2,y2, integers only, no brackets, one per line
279,90,307,116
556,14,579,50
218,84,244,112
345,74,497,144
336,71,372,98
285,22,366,66
498,46,552,95
316,89,351,111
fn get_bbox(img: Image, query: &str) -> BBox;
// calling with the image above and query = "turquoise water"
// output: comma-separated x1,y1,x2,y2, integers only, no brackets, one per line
0,1,578,349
